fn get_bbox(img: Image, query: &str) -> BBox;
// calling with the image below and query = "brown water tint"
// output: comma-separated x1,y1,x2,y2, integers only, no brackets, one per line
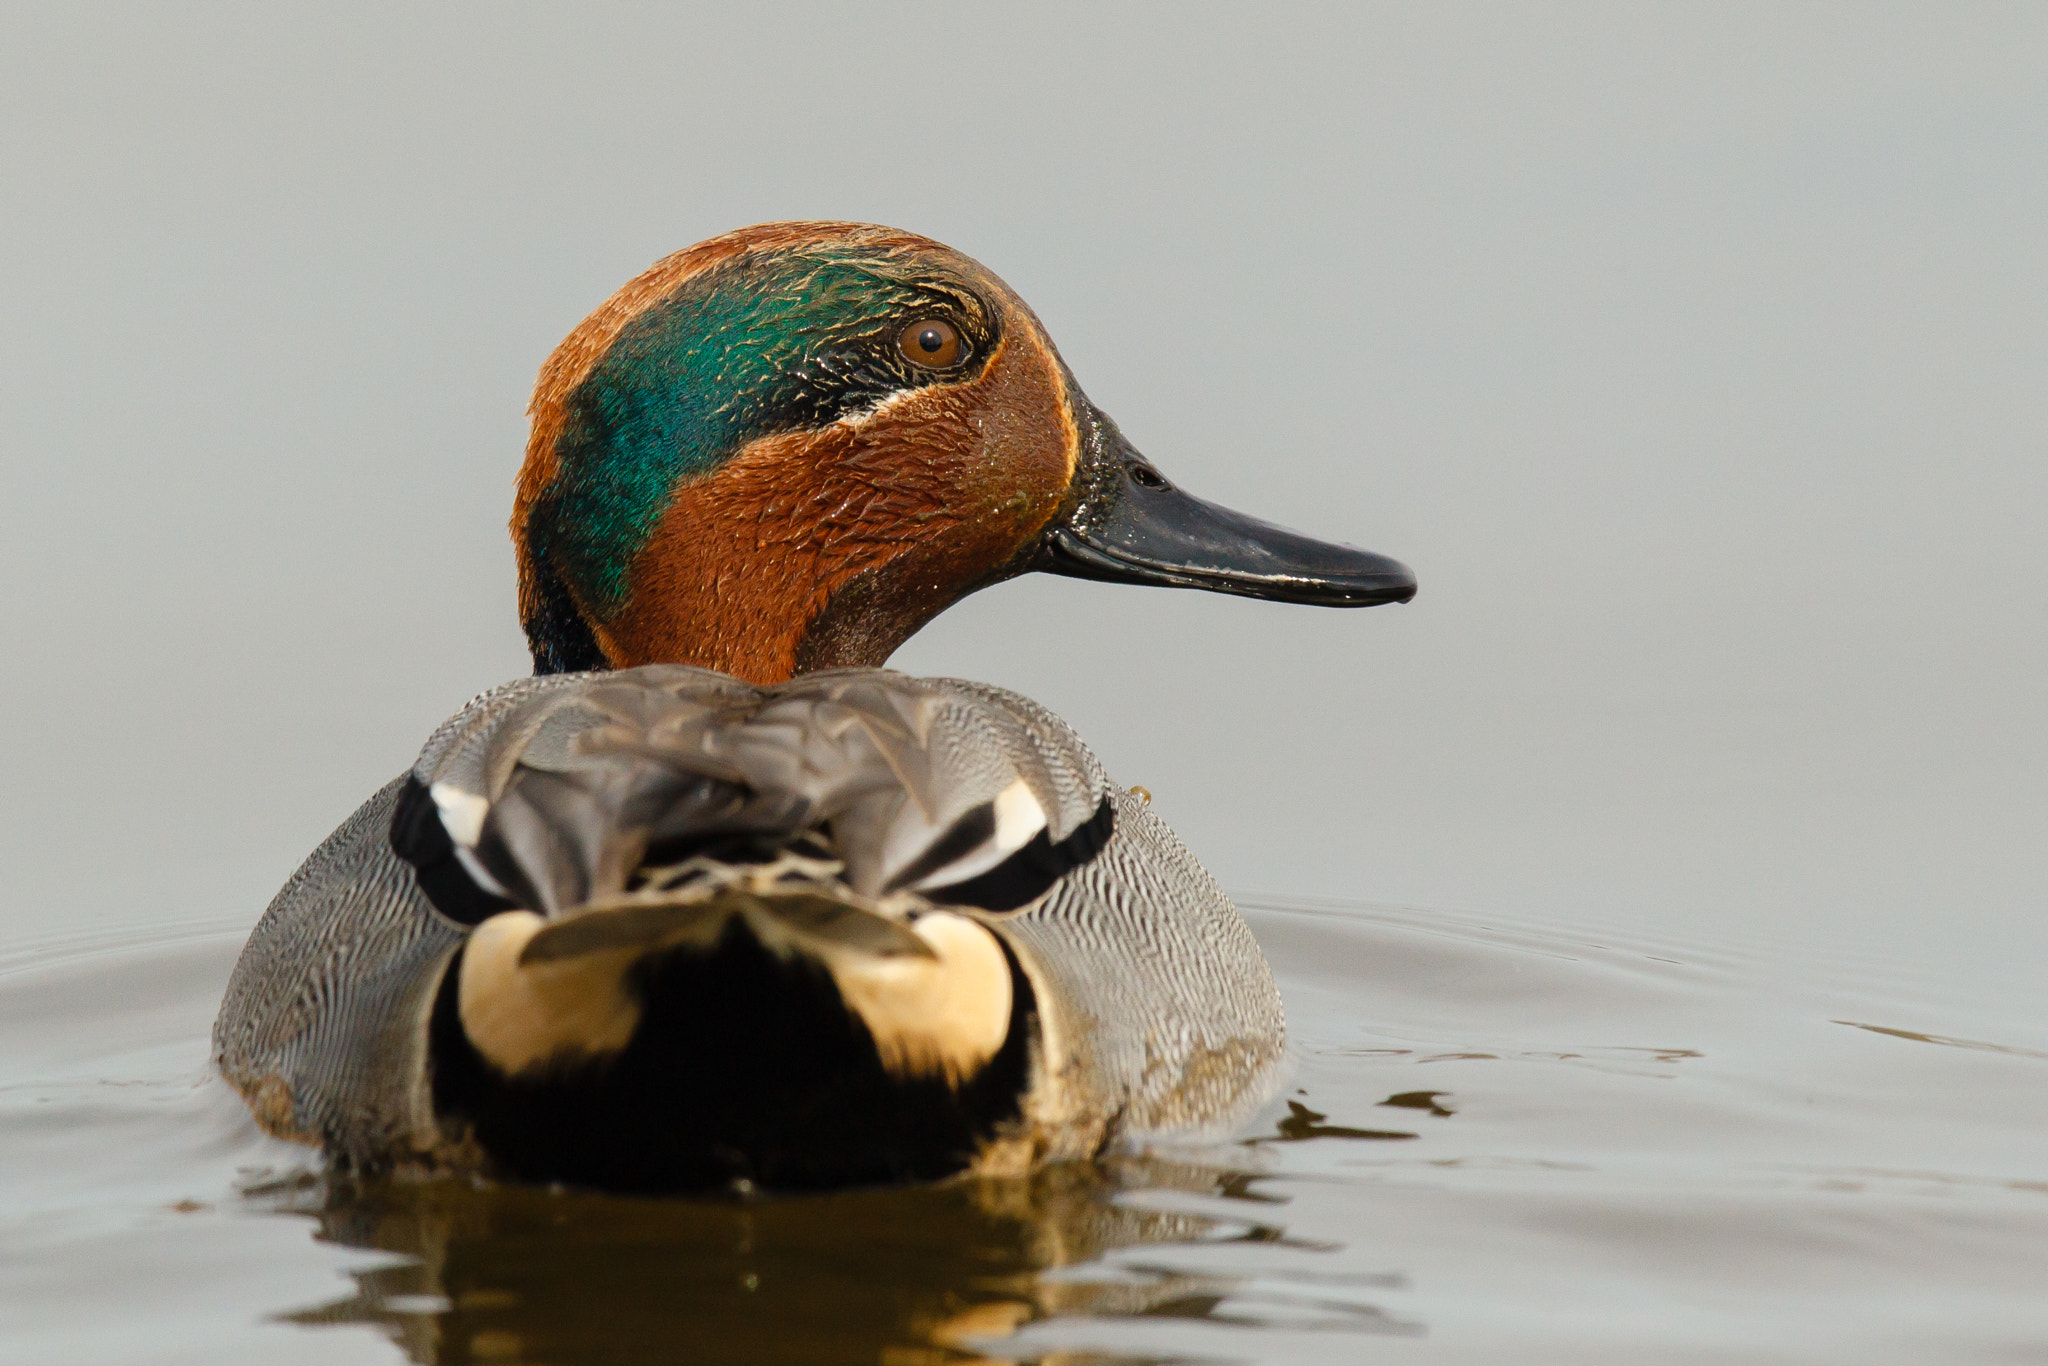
258,1157,1417,1365
3,898,2045,1363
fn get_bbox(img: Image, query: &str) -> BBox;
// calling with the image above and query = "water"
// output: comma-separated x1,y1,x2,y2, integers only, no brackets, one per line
5,7,2046,1362
6,896,2043,1364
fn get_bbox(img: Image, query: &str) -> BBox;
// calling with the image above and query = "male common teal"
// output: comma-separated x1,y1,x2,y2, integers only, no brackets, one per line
214,222,1414,1192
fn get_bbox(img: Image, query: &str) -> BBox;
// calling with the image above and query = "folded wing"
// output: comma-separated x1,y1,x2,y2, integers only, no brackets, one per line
394,665,1116,925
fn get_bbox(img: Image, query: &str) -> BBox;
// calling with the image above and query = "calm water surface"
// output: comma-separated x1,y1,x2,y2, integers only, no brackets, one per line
6,7,2046,1363
4,896,2043,1364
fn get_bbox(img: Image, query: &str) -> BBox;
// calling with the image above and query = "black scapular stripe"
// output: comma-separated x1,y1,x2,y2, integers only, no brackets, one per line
883,801,998,894
923,795,1116,913
389,775,517,925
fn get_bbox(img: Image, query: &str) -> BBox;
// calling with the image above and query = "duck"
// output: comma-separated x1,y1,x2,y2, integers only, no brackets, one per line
212,222,1415,1194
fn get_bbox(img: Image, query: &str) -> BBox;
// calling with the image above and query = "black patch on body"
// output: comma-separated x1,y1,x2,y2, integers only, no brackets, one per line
427,916,1035,1194
924,796,1116,913
389,775,517,925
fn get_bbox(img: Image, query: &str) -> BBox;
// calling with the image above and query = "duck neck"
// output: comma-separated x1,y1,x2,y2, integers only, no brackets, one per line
523,553,610,676
518,425,1041,684
519,535,958,686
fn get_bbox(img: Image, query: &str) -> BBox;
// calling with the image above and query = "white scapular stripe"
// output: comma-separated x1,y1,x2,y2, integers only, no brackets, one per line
907,778,1048,892
429,781,491,848
992,778,1046,851
454,844,516,901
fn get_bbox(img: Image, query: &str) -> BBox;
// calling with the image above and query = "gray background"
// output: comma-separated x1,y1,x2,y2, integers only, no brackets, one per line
2,4,2041,1001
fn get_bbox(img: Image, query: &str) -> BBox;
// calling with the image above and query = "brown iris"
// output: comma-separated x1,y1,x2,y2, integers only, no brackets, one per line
897,318,964,369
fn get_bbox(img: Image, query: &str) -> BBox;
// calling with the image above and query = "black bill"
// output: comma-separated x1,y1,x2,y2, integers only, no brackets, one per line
1037,403,1417,607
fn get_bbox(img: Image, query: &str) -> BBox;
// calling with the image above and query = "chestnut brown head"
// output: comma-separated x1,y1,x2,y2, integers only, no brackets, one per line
513,222,1413,683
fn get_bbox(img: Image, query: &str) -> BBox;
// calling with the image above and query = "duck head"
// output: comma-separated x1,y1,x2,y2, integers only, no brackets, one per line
514,222,1415,683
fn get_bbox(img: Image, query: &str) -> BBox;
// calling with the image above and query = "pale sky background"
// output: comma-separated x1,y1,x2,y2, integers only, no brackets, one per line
2,4,2042,1007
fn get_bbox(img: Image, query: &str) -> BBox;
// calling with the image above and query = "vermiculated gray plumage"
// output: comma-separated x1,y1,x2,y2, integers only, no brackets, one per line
213,777,461,1164
214,666,1285,1178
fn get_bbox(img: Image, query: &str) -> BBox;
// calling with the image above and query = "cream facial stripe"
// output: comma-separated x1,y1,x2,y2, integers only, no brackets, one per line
831,370,949,430
1024,319,1081,485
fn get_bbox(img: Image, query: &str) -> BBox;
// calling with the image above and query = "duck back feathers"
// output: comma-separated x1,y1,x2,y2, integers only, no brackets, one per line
214,667,1284,1190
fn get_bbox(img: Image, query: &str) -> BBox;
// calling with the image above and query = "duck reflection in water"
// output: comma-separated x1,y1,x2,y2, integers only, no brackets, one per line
265,1155,1421,1364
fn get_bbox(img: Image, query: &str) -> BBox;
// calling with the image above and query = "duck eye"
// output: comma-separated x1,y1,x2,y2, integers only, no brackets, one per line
897,318,965,369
